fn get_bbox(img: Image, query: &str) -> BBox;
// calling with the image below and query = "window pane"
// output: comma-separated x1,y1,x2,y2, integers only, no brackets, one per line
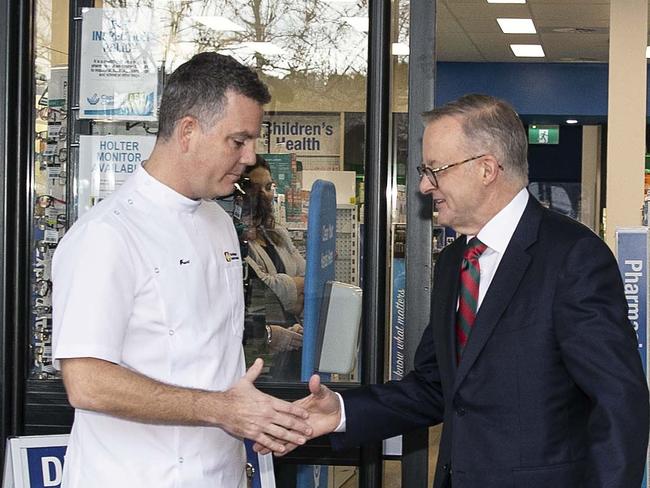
30,0,69,379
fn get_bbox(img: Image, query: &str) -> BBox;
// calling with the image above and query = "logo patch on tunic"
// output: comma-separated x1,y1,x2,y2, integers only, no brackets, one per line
224,251,240,262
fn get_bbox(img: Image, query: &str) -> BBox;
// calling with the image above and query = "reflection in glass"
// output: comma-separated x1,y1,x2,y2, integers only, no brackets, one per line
30,0,69,379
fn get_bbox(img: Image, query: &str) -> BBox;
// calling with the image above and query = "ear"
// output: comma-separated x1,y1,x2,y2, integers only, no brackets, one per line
174,116,200,154
480,155,501,185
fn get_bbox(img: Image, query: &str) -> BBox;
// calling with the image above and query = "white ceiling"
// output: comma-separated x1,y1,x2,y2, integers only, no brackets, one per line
437,0,615,62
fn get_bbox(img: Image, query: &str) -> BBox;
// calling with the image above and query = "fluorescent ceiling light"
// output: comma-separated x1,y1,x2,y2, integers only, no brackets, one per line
566,119,578,124
392,42,409,56
646,46,650,58
497,18,536,34
488,0,526,3
194,16,245,32
510,44,545,57
231,42,285,56
344,17,369,33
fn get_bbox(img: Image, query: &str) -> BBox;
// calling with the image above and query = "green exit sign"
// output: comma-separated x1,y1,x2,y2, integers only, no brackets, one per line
528,125,559,145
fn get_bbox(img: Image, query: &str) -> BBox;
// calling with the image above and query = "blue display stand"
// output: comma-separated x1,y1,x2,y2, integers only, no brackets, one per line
301,180,337,381
298,179,336,488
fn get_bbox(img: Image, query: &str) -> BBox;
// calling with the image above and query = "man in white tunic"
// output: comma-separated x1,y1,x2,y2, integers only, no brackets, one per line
52,53,312,488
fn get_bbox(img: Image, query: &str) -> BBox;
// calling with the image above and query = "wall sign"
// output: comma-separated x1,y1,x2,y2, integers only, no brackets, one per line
79,8,158,120
616,227,649,488
78,135,155,217
264,114,340,156
3,435,68,488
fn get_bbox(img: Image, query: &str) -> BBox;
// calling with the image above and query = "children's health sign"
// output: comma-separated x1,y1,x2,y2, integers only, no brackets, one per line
265,115,340,156
78,135,155,217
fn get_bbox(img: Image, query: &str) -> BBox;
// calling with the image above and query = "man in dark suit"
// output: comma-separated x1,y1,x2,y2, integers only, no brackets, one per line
259,94,650,487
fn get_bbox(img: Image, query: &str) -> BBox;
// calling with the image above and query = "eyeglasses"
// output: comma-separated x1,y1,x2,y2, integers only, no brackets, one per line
417,154,487,189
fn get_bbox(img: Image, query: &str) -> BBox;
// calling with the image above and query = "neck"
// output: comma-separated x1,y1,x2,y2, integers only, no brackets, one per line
144,142,196,199
465,184,524,235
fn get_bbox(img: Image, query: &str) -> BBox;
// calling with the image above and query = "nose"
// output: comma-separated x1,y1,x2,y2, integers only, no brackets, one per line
419,176,435,195
241,141,257,166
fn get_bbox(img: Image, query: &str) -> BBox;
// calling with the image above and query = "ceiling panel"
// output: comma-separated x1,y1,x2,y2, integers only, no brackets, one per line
446,3,532,20
437,3,465,34
437,33,485,61
540,33,609,61
529,4,609,23
435,0,621,63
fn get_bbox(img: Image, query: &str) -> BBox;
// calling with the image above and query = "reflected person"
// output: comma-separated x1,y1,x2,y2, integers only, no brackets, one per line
240,156,305,379
242,155,306,318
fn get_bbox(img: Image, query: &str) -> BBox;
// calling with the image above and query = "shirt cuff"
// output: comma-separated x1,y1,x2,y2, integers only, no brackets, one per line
334,392,346,432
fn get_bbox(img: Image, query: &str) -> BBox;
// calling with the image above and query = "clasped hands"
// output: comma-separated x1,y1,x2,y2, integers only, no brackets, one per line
249,372,341,456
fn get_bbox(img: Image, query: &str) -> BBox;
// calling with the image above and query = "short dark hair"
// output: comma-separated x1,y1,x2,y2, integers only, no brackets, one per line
422,94,528,185
157,52,271,140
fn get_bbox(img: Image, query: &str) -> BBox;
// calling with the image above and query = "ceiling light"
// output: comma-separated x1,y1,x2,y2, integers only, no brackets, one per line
566,119,578,124
488,0,526,3
194,16,245,32
510,44,545,57
344,17,369,33
497,18,536,34
392,42,409,56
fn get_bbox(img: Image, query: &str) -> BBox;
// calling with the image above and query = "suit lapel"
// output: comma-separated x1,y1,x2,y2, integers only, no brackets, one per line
452,196,543,394
434,237,465,376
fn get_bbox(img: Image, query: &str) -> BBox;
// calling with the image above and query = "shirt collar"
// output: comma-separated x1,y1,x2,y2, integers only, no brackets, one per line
135,163,202,214
473,188,529,254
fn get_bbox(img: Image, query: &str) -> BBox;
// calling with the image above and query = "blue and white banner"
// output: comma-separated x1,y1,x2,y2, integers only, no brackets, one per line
3,435,69,488
79,8,158,120
616,227,649,488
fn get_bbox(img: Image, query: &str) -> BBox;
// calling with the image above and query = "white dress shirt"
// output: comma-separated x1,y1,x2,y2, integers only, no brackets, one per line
335,188,530,432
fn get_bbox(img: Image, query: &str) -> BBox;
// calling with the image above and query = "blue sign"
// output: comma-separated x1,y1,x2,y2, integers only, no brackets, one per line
26,446,67,488
616,227,649,488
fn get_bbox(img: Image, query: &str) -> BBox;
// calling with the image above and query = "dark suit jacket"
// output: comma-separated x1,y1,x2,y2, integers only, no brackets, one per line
333,196,649,488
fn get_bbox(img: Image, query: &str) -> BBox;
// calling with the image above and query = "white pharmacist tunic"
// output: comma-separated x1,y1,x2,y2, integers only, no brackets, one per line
53,166,247,488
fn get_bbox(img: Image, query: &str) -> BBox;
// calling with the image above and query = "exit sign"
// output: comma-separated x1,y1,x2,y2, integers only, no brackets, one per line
528,125,559,145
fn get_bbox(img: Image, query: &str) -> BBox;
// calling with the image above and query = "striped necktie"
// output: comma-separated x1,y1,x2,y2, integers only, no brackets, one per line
456,237,488,361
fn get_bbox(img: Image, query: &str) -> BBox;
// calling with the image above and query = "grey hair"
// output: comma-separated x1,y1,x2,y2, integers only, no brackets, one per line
422,94,528,185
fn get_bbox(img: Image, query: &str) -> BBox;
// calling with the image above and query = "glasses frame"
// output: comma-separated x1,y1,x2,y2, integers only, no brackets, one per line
417,154,487,188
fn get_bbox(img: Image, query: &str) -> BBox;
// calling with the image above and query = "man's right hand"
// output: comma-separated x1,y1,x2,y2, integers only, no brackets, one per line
217,358,312,454
253,374,341,455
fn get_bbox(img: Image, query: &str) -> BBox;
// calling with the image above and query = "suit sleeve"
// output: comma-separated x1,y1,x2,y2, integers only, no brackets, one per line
554,235,649,487
331,319,445,449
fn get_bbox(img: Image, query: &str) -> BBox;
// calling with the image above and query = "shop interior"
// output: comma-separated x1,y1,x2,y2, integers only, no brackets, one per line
2,0,649,487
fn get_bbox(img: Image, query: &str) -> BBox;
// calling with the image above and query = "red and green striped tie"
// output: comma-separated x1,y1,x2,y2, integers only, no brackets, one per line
456,237,488,361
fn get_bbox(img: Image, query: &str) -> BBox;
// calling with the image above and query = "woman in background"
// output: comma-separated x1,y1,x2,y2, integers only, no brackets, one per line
241,155,305,381
243,155,306,318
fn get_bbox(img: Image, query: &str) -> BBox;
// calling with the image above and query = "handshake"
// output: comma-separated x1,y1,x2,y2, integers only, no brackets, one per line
225,358,340,456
